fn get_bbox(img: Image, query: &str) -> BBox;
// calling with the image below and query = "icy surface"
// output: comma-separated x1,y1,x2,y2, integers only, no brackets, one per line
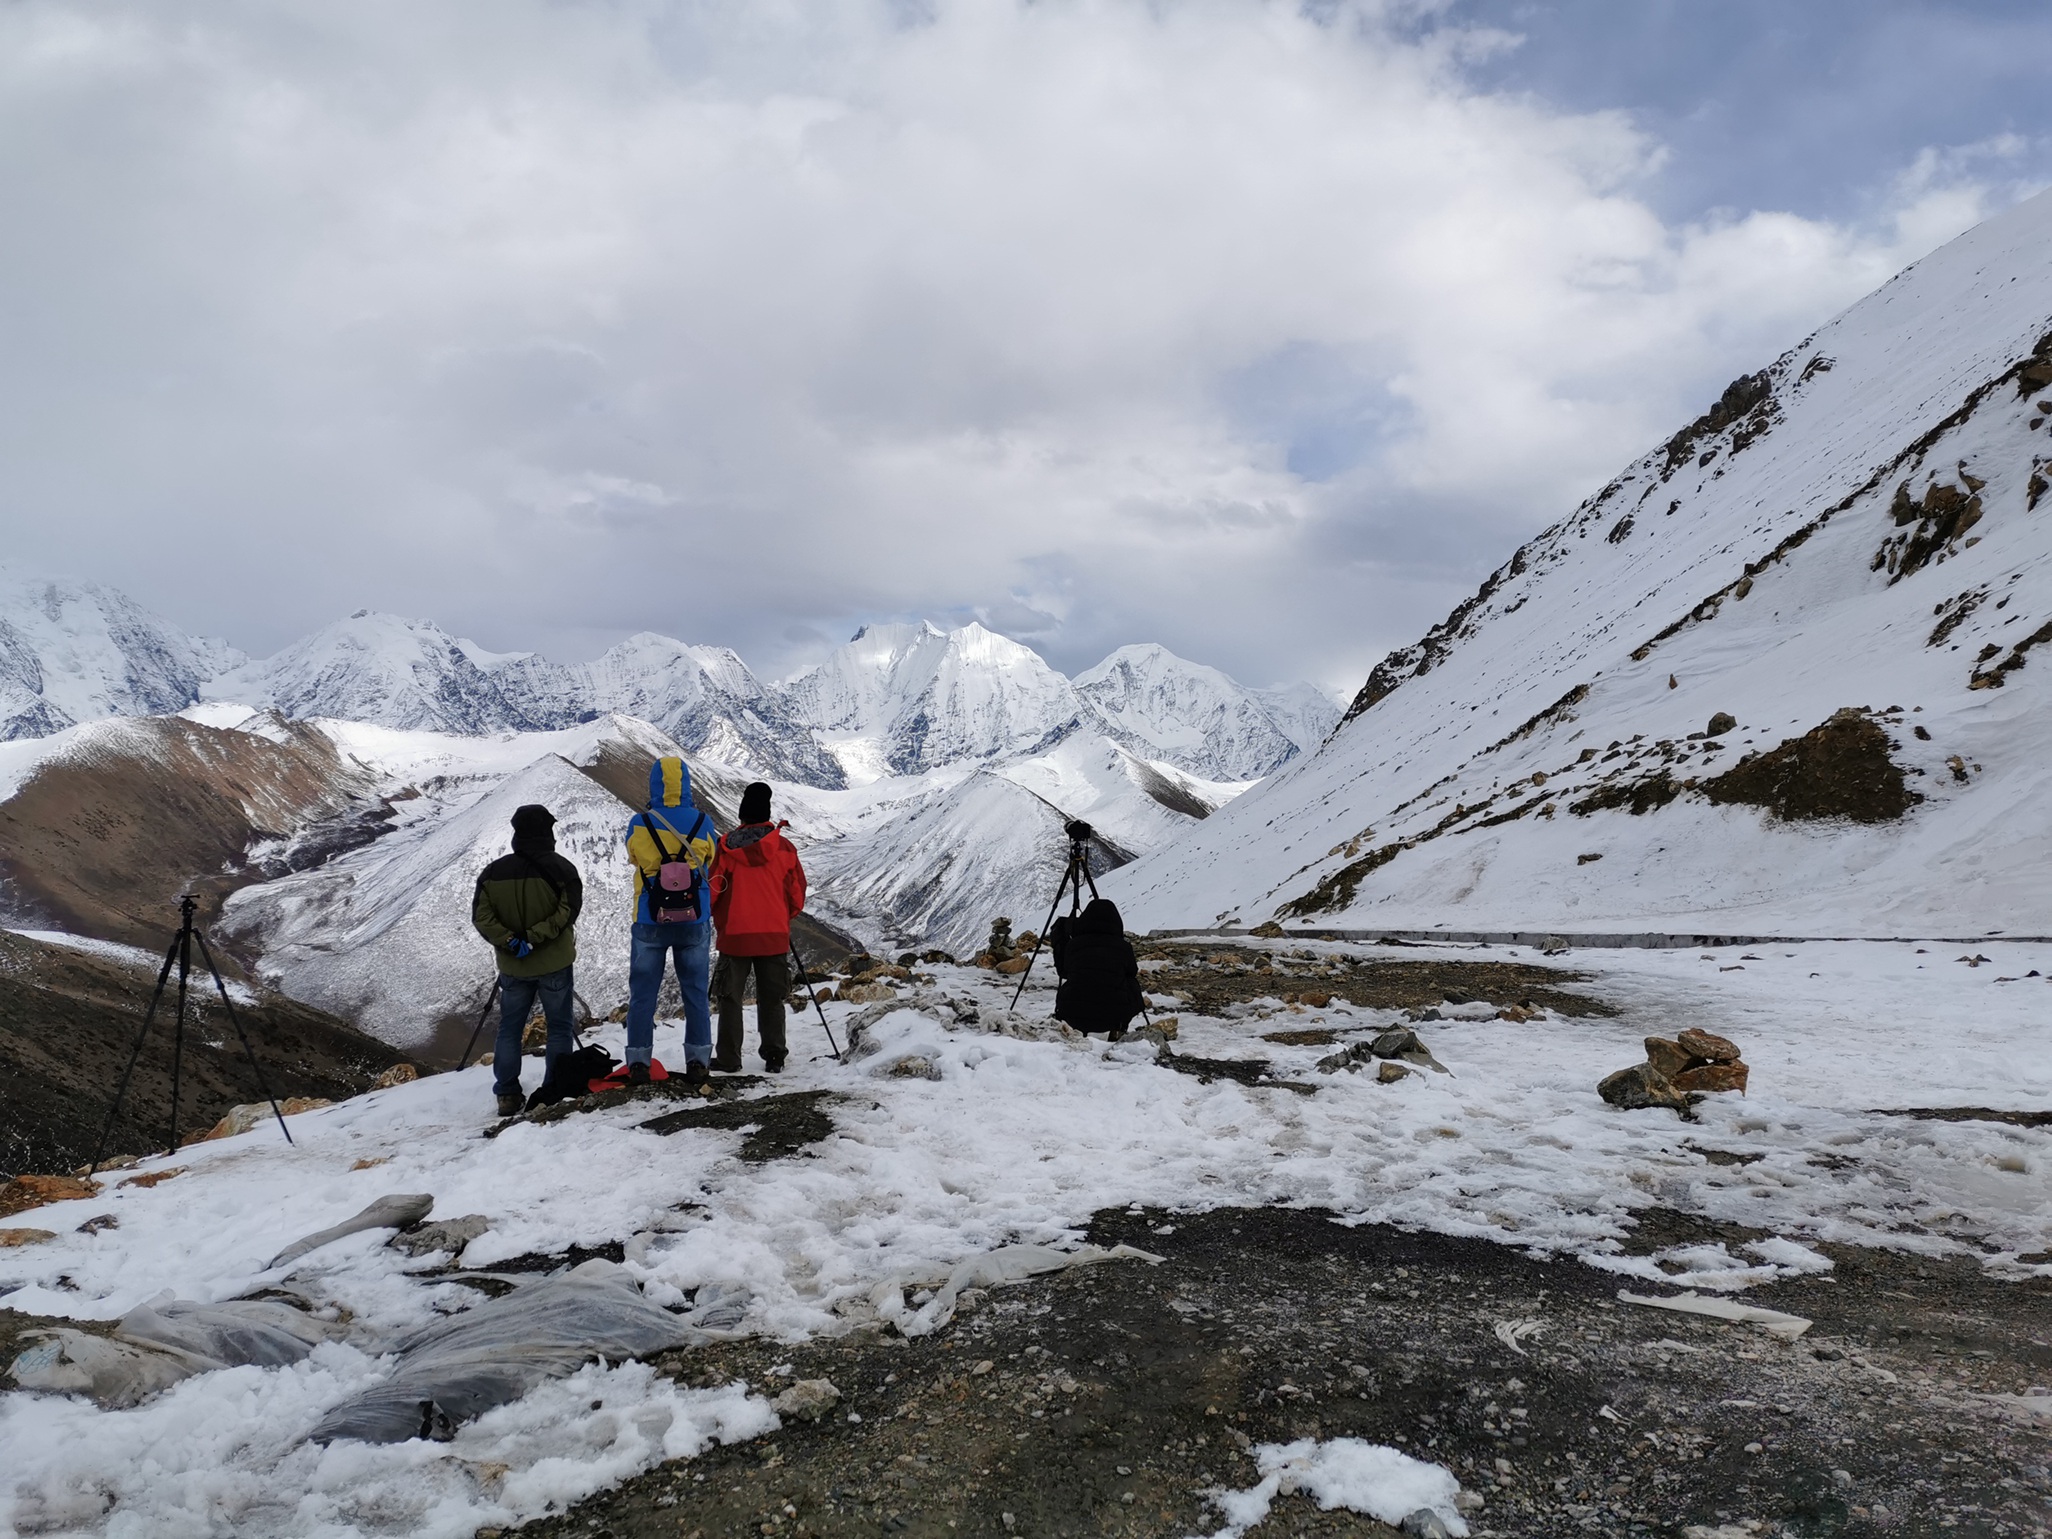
1112,188,2052,938
1,939,2045,1534
1199,1438,1469,1538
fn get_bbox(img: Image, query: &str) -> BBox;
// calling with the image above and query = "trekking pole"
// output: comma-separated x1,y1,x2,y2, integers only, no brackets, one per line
788,941,843,1062
457,974,504,1070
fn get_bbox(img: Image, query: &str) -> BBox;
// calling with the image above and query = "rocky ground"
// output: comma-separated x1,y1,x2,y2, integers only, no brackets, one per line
510,1216,2051,1539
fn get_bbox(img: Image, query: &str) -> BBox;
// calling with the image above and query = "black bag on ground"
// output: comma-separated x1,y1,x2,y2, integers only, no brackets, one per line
525,1044,619,1110
1050,898,1145,1038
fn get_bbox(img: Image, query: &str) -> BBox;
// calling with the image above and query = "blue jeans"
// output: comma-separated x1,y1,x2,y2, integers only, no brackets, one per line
493,965,576,1097
628,921,712,1067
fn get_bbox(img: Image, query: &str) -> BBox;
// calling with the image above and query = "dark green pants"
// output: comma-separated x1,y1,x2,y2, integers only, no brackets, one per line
714,952,790,1068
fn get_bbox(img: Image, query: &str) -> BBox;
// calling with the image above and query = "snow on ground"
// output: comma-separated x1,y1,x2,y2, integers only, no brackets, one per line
3,940,2046,1535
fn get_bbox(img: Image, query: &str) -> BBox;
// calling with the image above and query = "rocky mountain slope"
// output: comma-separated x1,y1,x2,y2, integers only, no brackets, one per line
0,569,242,741
1111,187,2052,939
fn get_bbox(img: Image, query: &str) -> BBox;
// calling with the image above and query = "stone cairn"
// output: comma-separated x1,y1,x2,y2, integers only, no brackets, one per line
1599,1028,1748,1112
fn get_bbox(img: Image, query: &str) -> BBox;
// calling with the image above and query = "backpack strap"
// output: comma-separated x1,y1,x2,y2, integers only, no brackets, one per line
645,805,711,867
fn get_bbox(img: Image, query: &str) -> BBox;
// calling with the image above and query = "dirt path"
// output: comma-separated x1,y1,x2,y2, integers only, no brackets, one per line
516,1205,2052,1539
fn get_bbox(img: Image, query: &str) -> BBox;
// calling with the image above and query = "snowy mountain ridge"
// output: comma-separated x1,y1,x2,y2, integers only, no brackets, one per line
1110,187,2052,939
0,584,1336,787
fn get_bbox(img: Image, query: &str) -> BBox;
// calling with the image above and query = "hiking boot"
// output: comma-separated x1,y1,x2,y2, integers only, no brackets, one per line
495,1092,523,1118
626,1061,652,1087
709,1057,743,1073
761,1057,786,1074
683,1060,710,1089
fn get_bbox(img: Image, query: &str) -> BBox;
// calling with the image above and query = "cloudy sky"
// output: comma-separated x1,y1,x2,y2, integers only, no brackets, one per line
2,1,2047,694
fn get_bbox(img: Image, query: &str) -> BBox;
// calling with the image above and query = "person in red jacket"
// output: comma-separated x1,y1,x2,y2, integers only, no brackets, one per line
709,782,808,1072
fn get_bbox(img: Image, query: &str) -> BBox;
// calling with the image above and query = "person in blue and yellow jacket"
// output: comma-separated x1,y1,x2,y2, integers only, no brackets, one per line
623,756,720,1086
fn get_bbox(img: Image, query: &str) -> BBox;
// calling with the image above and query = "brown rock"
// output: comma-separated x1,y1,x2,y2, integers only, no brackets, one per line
1299,991,1332,1009
1644,1037,1695,1078
994,956,1033,975
0,1174,103,1218
202,1096,334,1142
119,1167,185,1189
1672,1060,1749,1094
1598,1063,1690,1112
372,1063,420,1089
1377,1062,1412,1084
839,982,898,1004
0,1228,58,1248
1676,1028,1740,1063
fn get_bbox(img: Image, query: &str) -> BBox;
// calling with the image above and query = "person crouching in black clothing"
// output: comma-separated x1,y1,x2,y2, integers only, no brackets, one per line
1050,897,1146,1039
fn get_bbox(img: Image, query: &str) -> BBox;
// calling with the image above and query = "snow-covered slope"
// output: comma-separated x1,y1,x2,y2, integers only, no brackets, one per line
221,715,691,1048
1074,643,1315,780
0,568,242,740
799,731,1247,955
780,621,1082,782
1112,188,2052,938
205,612,543,736
496,632,845,786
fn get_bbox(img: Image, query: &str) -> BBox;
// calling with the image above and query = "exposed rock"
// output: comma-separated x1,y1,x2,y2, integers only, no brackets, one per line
1598,1063,1690,1113
0,1174,101,1218
839,983,899,1005
1702,709,1919,823
388,1215,490,1258
119,1168,184,1189
888,1056,942,1081
371,1064,419,1089
1377,1062,1413,1085
0,1227,57,1247
1707,711,1737,736
1370,1029,1450,1074
1248,920,1285,939
1400,1509,1453,1539
1645,1037,1694,1079
993,957,1032,976
1676,1028,1740,1063
1297,990,1332,1009
202,1096,334,1142
772,1378,843,1422
1672,1061,1750,1094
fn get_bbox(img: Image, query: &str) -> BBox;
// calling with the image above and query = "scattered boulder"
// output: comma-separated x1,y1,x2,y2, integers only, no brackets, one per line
1136,1016,1179,1045
1249,920,1286,939
771,1377,843,1422
1298,990,1332,1009
839,982,898,1005
1377,1062,1412,1085
1598,1064,1690,1113
1617,1030,1748,1105
0,1227,57,1248
887,1055,942,1081
0,1174,101,1218
1370,1028,1451,1074
202,1097,334,1142
1707,711,1737,737
389,1215,491,1259
1677,1028,1740,1063
1400,1509,1453,1539
372,1063,420,1089
1674,1061,1750,1094
994,956,1033,975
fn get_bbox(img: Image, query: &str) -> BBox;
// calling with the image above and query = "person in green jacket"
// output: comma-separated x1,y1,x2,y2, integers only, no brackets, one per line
472,803,585,1116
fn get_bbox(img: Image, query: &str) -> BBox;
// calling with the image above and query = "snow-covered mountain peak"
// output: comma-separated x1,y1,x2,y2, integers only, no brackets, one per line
0,566,244,740
1074,642,1324,781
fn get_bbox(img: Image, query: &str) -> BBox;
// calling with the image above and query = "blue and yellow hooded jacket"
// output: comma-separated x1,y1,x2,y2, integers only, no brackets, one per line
625,756,718,925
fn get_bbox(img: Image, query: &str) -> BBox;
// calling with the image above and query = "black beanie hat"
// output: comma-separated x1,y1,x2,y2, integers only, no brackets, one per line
739,782,773,824
511,803,556,838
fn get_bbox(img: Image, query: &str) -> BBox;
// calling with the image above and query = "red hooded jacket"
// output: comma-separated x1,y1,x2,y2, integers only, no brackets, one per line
710,822,807,955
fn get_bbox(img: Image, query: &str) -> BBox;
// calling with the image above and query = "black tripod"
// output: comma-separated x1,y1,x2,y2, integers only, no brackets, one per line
1008,820,1105,1009
90,895,294,1173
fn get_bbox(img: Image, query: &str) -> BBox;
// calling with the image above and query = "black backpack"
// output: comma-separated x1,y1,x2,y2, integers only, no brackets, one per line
525,1044,620,1110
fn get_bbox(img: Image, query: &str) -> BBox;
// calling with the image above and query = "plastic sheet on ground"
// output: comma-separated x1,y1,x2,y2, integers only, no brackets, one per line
10,1295,342,1408
868,1241,1165,1337
1616,1289,1813,1340
307,1260,700,1444
268,1192,435,1269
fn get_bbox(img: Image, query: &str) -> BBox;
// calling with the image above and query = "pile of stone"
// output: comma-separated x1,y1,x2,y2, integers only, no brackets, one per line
1599,1028,1748,1111
1318,1027,1450,1082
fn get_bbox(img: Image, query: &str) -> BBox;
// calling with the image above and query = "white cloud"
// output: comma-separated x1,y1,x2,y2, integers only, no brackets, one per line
0,0,2025,692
